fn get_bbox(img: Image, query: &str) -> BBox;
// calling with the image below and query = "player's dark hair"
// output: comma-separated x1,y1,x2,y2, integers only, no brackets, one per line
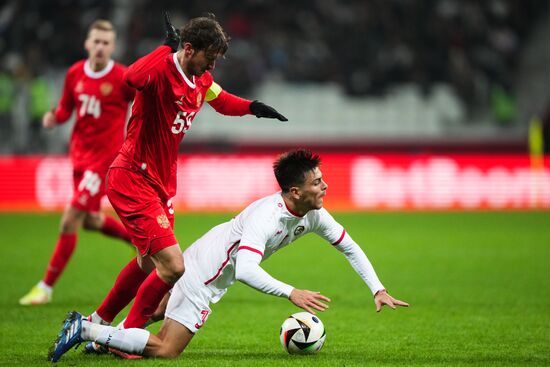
273,149,321,193
180,13,229,56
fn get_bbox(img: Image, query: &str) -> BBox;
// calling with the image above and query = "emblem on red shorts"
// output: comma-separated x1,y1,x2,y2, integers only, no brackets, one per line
157,214,170,229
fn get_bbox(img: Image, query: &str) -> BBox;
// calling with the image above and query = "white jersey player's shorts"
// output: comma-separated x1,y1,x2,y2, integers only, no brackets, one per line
165,223,230,334
165,266,226,334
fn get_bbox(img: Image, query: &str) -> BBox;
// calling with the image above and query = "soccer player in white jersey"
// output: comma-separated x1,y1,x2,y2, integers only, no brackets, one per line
49,149,409,361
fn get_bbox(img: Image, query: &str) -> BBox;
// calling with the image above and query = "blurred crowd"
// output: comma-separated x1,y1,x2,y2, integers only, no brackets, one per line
127,0,548,103
0,0,548,152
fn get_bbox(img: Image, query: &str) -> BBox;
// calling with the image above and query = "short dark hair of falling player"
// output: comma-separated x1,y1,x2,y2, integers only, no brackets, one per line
273,149,322,193
179,13,230,56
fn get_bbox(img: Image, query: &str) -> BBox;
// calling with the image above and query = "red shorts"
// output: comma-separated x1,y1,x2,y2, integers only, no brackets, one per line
106,167,177,256
71,169,106,213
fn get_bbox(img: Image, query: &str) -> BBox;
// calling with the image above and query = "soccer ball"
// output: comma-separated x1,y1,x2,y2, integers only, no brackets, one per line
279,312,326,354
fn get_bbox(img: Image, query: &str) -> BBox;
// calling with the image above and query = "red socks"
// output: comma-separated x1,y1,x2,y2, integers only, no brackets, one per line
41,217,129,289
43,233,77,286
96,258,149,323
123,271,172,329
101,216,131,243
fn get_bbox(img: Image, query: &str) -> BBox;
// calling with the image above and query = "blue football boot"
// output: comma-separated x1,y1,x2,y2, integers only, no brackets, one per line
48,311,84,362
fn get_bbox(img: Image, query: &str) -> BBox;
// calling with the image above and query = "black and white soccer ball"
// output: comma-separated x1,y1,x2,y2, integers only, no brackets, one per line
279,312,326,354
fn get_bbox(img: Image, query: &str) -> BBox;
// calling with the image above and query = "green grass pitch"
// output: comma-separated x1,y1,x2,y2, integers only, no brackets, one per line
0,211,549,366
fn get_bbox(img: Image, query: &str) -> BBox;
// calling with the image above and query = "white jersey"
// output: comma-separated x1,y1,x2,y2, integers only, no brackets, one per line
182,192,385,303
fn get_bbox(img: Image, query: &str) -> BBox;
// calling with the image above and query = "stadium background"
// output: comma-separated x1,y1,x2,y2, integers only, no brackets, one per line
1,0,550,211
0,1,549,366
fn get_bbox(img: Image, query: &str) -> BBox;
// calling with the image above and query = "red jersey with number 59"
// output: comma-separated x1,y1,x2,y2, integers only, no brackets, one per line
113,46,215,200
54,60,134,172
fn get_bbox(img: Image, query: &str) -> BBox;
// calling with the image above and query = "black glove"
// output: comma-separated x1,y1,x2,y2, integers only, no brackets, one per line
250,101,288,121
163,11,180,52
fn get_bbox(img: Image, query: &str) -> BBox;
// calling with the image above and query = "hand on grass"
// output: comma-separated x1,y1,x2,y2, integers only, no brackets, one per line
374,289,409,312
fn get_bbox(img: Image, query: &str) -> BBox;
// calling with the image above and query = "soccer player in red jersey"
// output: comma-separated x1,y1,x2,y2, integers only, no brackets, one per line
19,20,135,306
84,13,287,331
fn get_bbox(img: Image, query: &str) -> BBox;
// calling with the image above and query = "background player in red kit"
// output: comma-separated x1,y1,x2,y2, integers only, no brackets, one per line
84,13,287,331
19,20,135,306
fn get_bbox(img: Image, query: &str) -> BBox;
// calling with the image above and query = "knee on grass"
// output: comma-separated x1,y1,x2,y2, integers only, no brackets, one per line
144,339,184,359
152,345,184,359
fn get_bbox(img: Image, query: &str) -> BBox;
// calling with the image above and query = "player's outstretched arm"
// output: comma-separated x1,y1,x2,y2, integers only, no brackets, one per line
206,87,288,121
374,289,409,312
250,100,288,121
289,289,331,315
235,247,295,296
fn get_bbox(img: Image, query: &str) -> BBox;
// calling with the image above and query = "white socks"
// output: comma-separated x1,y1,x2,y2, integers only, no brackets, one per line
81,320,150,355
88,311,111,326
96,327,150,355
37,281,52,295
81,319,106,340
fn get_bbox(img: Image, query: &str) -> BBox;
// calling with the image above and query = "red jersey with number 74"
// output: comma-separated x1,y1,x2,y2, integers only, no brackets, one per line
112,46,221,200
54,60,134,173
